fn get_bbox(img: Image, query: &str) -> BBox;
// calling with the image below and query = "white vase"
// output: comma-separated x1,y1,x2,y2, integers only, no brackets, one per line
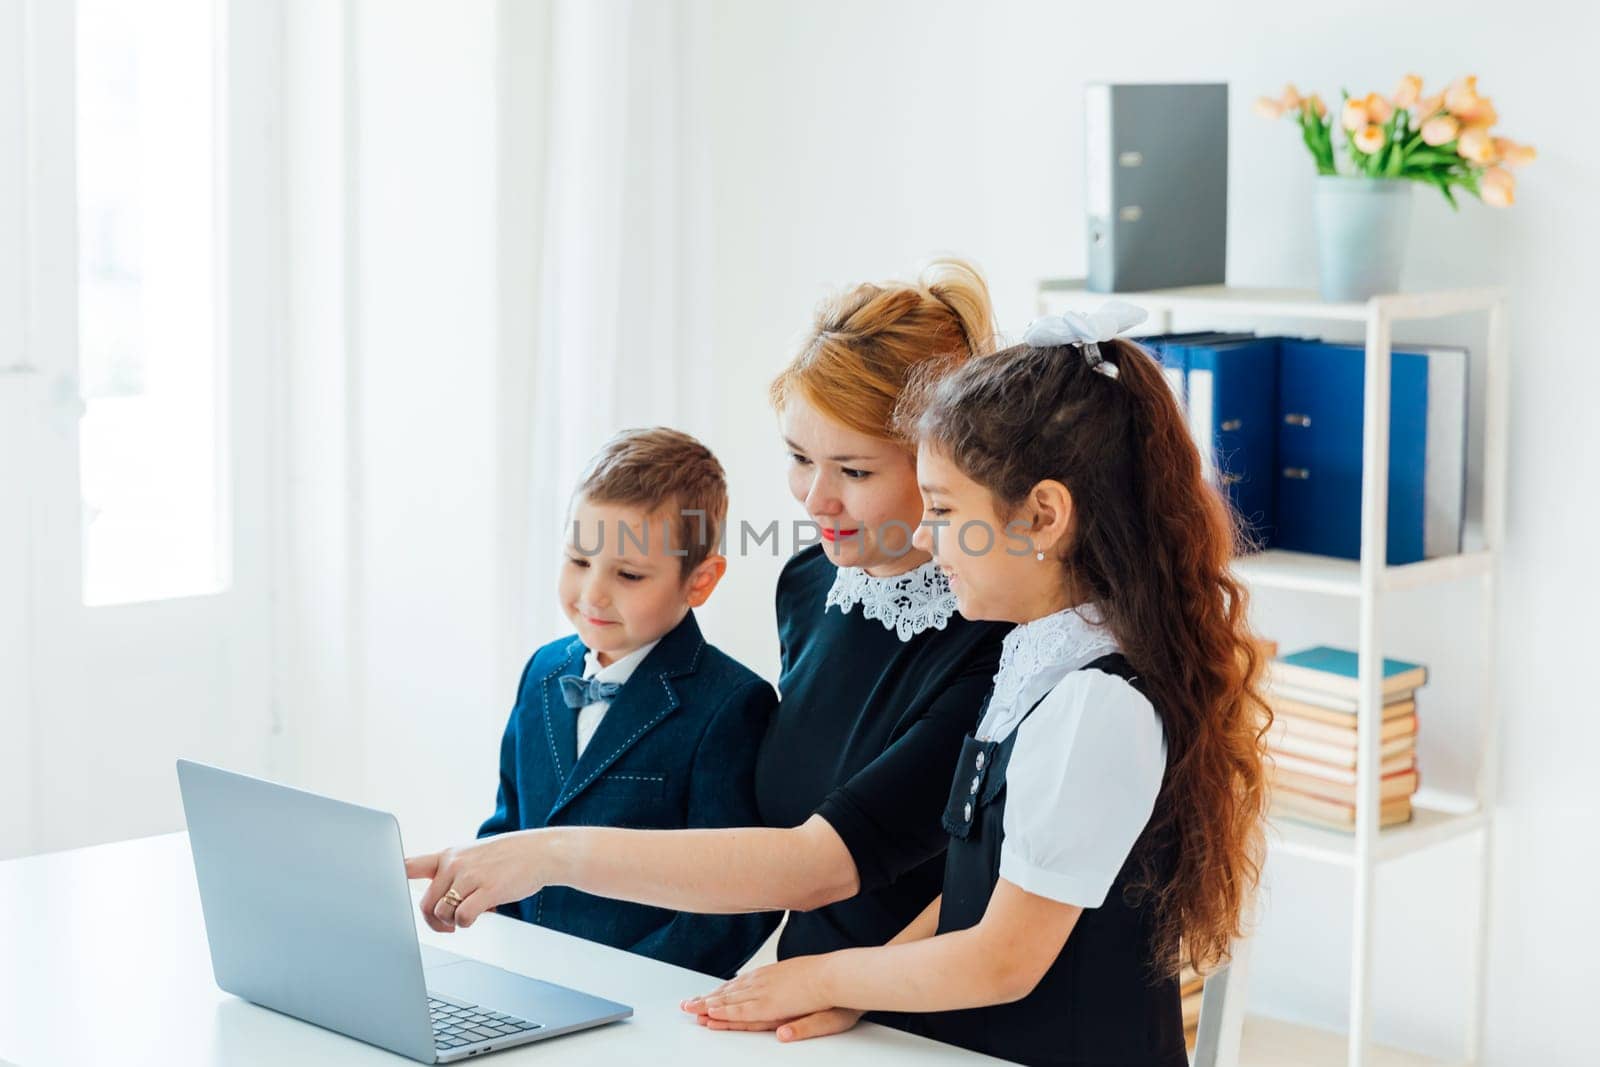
1312,176,1414,302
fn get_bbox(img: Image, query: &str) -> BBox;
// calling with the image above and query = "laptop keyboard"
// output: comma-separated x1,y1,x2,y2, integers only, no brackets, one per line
429,995,543,1051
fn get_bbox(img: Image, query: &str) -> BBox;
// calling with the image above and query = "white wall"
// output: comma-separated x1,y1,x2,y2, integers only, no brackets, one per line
689,1,1598,1063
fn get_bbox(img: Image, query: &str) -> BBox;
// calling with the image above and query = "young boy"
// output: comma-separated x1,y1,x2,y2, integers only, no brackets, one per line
477,428,779,979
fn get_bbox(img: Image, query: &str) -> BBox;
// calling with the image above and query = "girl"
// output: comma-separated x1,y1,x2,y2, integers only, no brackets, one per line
407,260,1010,1039
681,304,1271,1065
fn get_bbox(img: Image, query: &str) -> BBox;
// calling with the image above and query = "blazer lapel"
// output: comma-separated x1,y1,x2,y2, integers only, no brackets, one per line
539,639,587,786
548,611,705,818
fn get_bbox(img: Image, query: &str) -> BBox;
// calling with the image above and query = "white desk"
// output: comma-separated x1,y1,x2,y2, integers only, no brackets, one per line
0,833,996,1066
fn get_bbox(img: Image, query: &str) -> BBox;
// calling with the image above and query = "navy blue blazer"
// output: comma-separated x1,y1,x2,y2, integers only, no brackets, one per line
478,610,780,979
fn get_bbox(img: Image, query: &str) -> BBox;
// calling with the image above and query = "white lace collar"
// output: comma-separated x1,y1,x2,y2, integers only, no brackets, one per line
824,558,958,642
977,603,1120,741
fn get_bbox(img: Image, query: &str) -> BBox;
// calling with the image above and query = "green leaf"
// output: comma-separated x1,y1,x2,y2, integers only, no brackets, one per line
1407,148,1461,167
1426,172,1460,210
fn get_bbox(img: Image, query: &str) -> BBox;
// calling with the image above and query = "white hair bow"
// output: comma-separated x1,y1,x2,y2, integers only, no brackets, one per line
1022,300,1149,380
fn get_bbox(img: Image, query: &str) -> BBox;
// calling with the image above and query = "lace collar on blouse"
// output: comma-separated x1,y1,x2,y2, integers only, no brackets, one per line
977,603,1120,741
824,558,958,642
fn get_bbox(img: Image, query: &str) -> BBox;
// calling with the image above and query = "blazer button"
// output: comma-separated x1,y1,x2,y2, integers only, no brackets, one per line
963,801,973,822
975,751,986,770
969,774,981,795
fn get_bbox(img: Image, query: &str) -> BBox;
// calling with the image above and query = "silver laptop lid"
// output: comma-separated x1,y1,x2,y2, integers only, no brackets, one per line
176,759,436,1063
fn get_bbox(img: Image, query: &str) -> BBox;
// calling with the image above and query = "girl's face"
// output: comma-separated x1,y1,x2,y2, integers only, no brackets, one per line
911,443,1070,624
781,397,928,576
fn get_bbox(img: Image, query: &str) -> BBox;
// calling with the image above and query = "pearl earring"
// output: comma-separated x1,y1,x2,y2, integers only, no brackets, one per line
1035,551,1045,561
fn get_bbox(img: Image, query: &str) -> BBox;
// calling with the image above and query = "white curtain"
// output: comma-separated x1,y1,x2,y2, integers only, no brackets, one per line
510,0,714,653
274,0,714,845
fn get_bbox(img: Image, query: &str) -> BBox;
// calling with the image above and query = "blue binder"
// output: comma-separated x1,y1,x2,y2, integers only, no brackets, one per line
1183,337,1280,545
1137,332,1253,410
1274,341,1467,564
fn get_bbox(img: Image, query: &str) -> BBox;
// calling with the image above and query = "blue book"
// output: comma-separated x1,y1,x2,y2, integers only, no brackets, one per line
1274,341,1467,565
1184,337,1281,545
1274,645,1428,701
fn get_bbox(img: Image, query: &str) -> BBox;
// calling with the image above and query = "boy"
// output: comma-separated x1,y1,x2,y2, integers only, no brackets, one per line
477,428,779,979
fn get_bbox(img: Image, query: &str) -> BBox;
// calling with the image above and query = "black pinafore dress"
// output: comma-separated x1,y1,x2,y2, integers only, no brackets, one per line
915,653,1187,1067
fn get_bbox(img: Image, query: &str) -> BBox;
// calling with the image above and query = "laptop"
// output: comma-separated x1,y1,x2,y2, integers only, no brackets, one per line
176,760,632,1063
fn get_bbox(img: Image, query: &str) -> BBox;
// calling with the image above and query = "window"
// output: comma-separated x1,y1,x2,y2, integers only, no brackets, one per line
76,0,228,605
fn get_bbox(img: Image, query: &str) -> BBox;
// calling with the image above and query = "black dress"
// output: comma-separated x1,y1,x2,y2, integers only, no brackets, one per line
919,653,1187,1067
755,545,1009,962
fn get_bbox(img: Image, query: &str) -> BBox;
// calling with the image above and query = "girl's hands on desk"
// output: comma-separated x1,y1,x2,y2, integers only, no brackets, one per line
695,1006,865,1042
682,954,857,1039
405,830,550,932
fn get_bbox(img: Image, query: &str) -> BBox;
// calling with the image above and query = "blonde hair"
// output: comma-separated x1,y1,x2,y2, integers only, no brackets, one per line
768,257,996,442
576,427,728,574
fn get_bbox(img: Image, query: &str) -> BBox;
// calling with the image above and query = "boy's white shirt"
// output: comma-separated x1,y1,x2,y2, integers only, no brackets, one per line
577,639,662,758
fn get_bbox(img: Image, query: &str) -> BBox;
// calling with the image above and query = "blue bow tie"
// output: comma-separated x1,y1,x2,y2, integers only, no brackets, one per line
559,674,622,709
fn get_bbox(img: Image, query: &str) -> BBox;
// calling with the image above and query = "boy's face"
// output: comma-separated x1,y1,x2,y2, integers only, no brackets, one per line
561,495,724,666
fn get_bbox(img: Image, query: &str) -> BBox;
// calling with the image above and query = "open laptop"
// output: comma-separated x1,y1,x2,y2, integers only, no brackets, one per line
176,760,632,1063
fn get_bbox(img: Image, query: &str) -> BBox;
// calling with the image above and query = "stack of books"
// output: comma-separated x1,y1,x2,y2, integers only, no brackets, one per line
1265,646,1427,831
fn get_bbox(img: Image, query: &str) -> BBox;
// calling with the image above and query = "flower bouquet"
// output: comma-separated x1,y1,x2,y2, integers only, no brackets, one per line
1256,75,1537,299
1257,75,1536,207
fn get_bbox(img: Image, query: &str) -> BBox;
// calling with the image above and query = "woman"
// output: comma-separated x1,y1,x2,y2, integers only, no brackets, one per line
683,307,1270,1063
408,258,1010,1038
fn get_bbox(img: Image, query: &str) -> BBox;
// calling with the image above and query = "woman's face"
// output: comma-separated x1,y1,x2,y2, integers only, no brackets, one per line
781,396,929,575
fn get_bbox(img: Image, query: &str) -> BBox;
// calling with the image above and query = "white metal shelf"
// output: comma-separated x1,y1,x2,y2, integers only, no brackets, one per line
1269,802,1488,867
1232,549,1495,598
1040,281,1508,1067
1039,279,1505,325
1239,1015,1463,1067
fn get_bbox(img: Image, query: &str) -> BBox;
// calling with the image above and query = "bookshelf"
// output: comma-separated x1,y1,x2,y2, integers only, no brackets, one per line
1038,281,1508,1067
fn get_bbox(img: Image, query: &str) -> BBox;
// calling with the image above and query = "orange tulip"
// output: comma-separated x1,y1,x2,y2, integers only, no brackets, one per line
1457,126,1500,165
1444,76,1480,112
1255,96,1287,119
1495,138,1538,167
1481,167,1515,207
1354,124,1387,155
1445,76,1496,125
1342,98,1369,132
1281,83,1303,110
1393,74,1423,110
1361,92,1394,124
1421,115,1461,146
1415,92,1445,118
1307,93,1328,118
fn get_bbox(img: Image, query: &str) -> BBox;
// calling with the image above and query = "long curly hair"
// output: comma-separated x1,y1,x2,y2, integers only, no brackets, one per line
901,335,1270,975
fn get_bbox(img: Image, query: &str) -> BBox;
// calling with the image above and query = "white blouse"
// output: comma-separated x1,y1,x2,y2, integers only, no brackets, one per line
980,605,1167,910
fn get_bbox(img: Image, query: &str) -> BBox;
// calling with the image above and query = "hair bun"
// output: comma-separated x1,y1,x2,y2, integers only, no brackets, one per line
919,256,997,358
773,257,998,441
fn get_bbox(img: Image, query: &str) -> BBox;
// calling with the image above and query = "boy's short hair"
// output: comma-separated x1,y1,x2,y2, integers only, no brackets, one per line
575,428,727,574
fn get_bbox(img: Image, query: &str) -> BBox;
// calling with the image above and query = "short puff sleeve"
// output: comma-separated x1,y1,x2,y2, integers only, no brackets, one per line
998,670,1167,908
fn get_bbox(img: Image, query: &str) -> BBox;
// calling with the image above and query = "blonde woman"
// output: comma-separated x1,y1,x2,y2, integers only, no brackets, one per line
409,260,1008,1040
